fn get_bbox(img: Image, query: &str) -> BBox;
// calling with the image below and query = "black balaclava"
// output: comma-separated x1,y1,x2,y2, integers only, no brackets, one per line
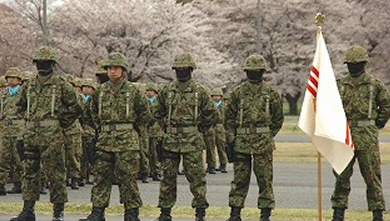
246,70,265,83
36,60,55,76
175,68,192,82
347,62,366,77
97,73,109,84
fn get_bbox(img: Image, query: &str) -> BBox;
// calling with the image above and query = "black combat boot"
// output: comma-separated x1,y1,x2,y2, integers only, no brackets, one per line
220,164,227,173
195,208,206,221
373,210,383,221
226,207,242,221
52,203,65,221
78,207,106,221
40,183,47,195
7,182,22,194
10,200,36,221
155,208,172,221
71,178,80,190
331,208,345,221
124,208,140,221
0,184,6,195
259,208,271,221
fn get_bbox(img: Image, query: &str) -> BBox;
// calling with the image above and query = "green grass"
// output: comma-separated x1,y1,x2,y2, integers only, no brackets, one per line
1,202,389,221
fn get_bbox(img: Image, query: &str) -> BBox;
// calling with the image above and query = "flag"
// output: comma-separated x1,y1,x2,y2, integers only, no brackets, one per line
298,30,354,175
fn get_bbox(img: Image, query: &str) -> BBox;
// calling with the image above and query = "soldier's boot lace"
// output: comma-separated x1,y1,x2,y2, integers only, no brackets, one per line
124,208,140,221
78,207,106,221
331,208,345,221
259,208,271,221
10,200,36,221
7,182,22,194
373,210,383,221
0,184,7,195
195,208,206,221
155,208,172,221
226,207,242,221
52,203,65,221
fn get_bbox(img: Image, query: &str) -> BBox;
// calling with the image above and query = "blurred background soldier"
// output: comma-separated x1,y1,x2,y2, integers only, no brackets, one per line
225,54,284,221
0,76,8,91
79,52,149,221
12,46,81,221
331,45,390,221
0,67,24,195
95,60,109,84
204,123,217,174
153,52,218,221
210,88,228,173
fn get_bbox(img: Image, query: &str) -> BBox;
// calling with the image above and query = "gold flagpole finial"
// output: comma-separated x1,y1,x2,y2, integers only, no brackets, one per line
315,12,325,28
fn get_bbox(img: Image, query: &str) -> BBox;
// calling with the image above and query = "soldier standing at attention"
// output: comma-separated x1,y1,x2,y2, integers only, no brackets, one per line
79,52,149,221
0,67,24,195
12,46,81,221
154,53,218,221
225,54,284,221
330,45,390,221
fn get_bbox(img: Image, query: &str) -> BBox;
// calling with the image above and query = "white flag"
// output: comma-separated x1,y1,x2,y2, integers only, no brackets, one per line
298,30,354,175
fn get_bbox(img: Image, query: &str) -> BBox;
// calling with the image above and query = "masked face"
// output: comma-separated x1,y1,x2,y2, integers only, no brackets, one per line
35,60,55,75
246,70,264,83
175,68,192,82
347,62,366,77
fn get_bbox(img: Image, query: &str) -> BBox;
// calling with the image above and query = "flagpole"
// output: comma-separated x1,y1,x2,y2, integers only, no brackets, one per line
314,12,325,221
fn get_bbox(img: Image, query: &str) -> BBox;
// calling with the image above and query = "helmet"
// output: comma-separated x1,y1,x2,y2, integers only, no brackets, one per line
343,45,369,64
81,78,97,89
172,53,196,69
223,91,230,100
73,77,82,87
33,46,59,63
95,59,107,75
210,88,223,96
0,76,8,87
103,52,129,71
145,83,158,93
22,71,34,81
5,67,22,79
244,54,269,71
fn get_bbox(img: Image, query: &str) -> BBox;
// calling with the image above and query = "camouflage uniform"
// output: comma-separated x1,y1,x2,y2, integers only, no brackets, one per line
154,53,218,221
80,52,149,221
225,54,284,221
331,45,390,221
204,126,217,174
12,46,81,221
0,67,24,195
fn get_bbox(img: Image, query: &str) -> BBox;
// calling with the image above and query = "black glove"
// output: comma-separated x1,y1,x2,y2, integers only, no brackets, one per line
226,141,235,163
156,140,163,161
85,138,96,164
16,140,25,161
375,119,387,129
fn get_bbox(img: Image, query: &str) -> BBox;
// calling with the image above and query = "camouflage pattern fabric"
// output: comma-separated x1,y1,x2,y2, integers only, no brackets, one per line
215,101,227,166
153,79,218,209
225,80,283,210
63,120,82,181
17,72,81,203
332,72,390,211
204,127,216,170
147,98,162,177
135,123,150,177
88,77,149,208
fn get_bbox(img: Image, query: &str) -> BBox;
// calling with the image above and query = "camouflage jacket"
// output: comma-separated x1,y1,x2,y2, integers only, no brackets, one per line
153,79,218,153
225,81,284,154
147,97,163,138
0,86,24,138
17,73,81,132
80,96,96,138
89,78,150,152
214,101,225,135
338,73,390,150
63,93,83,136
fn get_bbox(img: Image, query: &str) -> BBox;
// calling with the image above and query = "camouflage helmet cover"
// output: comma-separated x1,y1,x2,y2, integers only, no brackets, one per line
343,45,369,64
0,76,7,87
5,67,23,79
81,78,97,89
244,54,269,71
103,52,129,71
95,59,107,75
172,52,196,69
22,71,35,81
210,88,223,96
33,46,59,63
145,83,158,93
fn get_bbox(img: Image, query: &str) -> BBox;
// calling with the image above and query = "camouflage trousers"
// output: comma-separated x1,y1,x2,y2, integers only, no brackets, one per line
80,137,92,181
158,150,209,209
64,132,82,180
204,129,216,169
229,151,274,209
149,137,161,176
139,133,150,176
23,131,67,203
91,150,142,209
331,148,385,211
0,135,23,185
215,126,227,166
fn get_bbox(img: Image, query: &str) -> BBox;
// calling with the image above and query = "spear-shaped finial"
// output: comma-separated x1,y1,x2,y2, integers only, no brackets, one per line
315,12,325,28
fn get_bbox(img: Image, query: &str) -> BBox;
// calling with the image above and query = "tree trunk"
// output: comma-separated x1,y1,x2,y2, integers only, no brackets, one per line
284,92,301,115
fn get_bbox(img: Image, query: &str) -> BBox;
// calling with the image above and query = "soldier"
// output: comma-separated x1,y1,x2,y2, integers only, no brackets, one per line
145,83,162,181
331,45,390,221
154,53,218,221
225,54,284,221
210,88,228,173
0,76,8,91
79,52,149,221
12,46,81,221
0,67,24,195
95,60,109,84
